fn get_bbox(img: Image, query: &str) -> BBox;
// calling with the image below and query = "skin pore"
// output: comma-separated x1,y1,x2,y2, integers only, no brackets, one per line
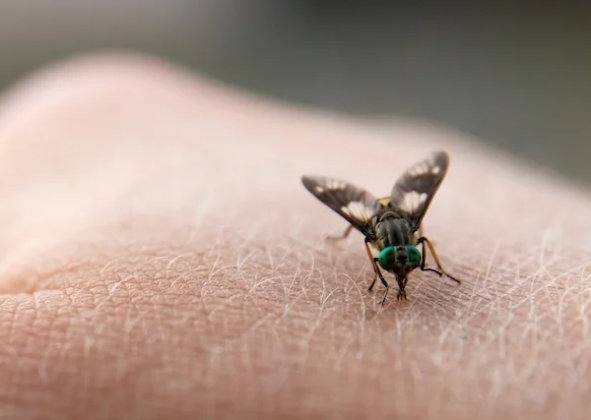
0,52,589,419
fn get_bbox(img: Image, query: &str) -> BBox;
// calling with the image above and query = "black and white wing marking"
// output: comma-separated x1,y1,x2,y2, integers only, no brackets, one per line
389,150,450,231
302,175,383,239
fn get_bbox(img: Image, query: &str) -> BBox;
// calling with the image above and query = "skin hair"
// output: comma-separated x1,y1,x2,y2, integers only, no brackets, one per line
0,52,589,420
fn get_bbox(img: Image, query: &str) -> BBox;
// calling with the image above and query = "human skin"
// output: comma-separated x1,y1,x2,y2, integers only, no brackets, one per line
0,52,589,420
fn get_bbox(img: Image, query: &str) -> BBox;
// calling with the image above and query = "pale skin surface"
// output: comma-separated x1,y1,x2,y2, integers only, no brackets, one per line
0,52,590,420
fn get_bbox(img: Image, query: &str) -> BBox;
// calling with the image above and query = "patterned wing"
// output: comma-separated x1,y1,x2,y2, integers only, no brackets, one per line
389,151,450,231
302,175,383,239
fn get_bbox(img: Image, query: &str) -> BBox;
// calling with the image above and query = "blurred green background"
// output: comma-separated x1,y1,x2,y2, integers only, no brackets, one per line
0,1,589,182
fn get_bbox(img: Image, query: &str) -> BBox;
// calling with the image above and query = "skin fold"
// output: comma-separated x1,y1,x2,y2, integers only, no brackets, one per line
0,52,589,420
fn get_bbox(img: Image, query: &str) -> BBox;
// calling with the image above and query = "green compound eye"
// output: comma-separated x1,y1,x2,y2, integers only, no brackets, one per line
406,245,421,266
377,246,396,270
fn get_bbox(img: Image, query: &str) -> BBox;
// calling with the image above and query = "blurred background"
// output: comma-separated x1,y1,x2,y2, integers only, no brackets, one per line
0,1,589,182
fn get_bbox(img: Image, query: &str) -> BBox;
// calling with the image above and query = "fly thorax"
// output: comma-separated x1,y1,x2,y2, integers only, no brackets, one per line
377,217,411,248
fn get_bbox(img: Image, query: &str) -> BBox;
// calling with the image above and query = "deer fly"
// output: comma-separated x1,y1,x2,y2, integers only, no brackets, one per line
301,150,461,304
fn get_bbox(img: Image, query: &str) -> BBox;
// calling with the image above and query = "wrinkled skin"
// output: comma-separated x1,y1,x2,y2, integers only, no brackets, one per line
0,52,590,420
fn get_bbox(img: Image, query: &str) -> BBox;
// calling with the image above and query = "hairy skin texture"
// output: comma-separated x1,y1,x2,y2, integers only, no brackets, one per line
0,52,589,419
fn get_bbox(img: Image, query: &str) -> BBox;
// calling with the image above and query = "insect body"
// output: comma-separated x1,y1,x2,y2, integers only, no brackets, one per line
301,150,461,304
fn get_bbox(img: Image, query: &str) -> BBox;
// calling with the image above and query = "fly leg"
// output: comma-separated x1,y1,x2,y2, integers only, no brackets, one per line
326,224,354,241
417,236,462,284
417,225,436,245
396,276,408,300
364,238,389,304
